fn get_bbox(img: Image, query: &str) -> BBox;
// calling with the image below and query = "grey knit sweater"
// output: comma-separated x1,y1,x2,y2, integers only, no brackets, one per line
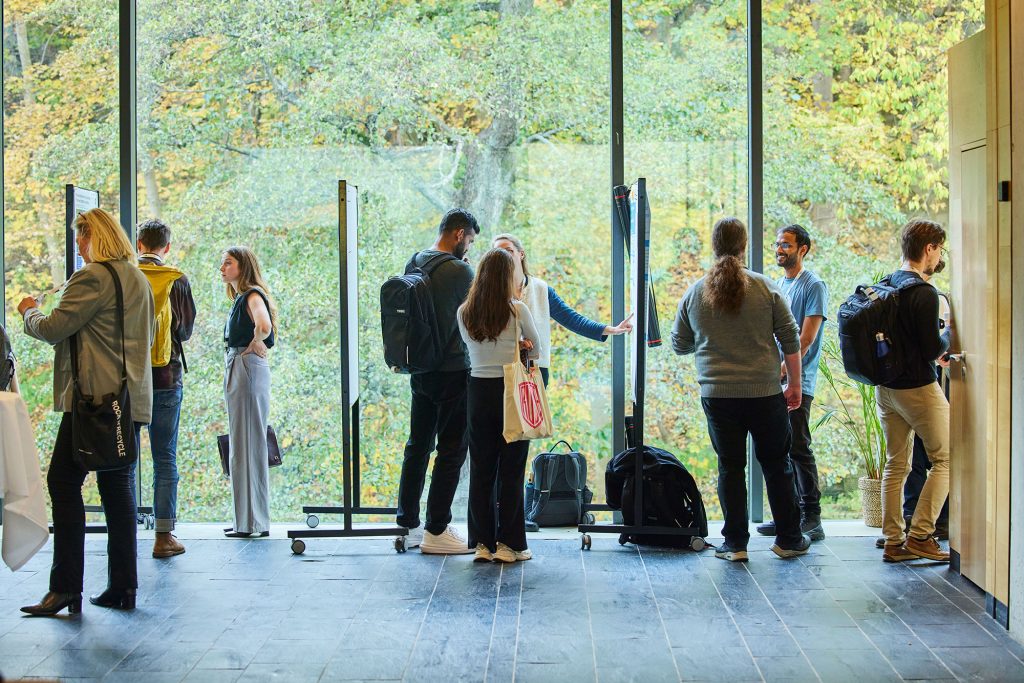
670,270,800,398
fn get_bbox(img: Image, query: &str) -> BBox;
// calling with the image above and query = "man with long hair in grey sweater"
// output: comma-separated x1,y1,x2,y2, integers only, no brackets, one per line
671,217,811,562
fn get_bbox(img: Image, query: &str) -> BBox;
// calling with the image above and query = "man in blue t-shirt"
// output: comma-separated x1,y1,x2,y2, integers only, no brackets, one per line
757,224,829,541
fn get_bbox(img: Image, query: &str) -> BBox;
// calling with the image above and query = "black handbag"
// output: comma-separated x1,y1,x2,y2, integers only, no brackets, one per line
218,425,282,476
70,261,139,472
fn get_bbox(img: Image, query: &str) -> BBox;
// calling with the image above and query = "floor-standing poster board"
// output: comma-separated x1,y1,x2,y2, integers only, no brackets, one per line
287,180,405,554
65,185,99,278
579,179,704,551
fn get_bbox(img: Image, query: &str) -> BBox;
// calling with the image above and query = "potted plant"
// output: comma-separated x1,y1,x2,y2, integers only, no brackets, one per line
815,333,887,527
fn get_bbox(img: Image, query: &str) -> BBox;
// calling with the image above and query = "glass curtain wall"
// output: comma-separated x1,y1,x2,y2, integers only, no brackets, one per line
623,1,748,519
760,0,984,517
3,1,120,510
135,0,610,522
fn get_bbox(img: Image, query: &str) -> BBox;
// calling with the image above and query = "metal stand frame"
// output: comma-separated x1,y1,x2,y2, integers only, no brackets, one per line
578,179,705,551
287,181,405,554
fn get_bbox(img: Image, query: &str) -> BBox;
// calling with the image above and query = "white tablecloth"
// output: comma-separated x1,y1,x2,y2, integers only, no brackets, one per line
0,392,48,571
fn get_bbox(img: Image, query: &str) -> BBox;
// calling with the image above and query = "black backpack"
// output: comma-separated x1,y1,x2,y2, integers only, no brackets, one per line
837,273,929,386
380,252,457,374
0,324,14,392
525,441,595,528
605,445,708,548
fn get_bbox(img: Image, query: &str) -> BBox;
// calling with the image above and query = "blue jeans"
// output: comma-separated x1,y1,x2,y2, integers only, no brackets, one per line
147,387,183,532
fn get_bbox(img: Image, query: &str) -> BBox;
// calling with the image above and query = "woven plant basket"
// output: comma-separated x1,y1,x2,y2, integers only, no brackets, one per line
858,476,883,528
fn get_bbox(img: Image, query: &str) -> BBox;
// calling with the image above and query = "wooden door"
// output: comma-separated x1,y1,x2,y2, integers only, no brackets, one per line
949,142,990,588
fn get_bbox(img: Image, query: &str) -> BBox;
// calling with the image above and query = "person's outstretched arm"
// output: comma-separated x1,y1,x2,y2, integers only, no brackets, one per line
547,286,610,341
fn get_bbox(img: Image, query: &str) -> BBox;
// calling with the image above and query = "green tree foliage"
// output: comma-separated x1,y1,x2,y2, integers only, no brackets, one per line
3,0,981,521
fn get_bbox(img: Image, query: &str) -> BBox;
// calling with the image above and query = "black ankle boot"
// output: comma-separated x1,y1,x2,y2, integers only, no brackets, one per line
89,587,136,610
21,591,83,616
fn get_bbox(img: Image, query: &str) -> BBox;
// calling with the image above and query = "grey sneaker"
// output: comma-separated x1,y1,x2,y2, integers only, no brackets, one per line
771,533,812,559
421,525,474,555
801,516,825,542
714,542,749,562
755,521,776,536
401,526,424,549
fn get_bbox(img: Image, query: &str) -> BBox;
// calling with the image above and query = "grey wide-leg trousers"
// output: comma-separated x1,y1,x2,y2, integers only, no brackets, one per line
224,348,271,534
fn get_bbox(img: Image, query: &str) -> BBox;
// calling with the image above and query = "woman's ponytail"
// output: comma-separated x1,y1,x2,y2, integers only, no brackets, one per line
701,217,749,314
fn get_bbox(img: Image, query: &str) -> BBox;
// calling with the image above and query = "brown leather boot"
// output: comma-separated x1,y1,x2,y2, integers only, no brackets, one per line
905,535,950,562
153,532,186,558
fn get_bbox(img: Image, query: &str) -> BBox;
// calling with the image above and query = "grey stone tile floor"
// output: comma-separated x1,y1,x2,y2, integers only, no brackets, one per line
1,532,1022,682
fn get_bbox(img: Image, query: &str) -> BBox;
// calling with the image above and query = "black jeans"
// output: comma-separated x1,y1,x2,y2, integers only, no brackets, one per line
904,433,950,523
789,394,822,518
467,377,529,552
396,369,469,535
47,412,140,593
701,394,802,548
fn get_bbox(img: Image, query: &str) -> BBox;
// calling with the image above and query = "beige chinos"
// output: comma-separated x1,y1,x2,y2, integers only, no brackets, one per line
877,381,949,544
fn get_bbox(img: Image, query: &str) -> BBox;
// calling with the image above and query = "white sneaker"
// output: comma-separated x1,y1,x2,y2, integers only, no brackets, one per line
473,544,493,562
401,526,424,549
493,543,532,563
420,525,474,555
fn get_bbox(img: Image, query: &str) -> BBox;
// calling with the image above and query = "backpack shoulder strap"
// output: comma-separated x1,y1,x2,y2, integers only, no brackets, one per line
418,252,458,276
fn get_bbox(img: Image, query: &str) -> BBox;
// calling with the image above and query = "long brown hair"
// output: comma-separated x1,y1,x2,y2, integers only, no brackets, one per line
702,217,748,314
462,248,516,343
224,245,278,336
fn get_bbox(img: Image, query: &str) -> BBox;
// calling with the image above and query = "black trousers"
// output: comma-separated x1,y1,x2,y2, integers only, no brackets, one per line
396,369,469,535
47,412,140,593
467,376,529,552
904,433,950,523
701,394,802,548
789,394,822,517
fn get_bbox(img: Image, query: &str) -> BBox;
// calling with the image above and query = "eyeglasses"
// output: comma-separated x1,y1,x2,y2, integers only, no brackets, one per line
773,242,796,251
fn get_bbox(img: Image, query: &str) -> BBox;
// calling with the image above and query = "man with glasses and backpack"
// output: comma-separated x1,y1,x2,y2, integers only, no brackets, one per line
382,208,478,554
840,219,951,563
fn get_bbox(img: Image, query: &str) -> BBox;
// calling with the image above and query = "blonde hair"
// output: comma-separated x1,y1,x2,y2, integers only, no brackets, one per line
491,232,531,278
74,208,135,262
224,246,278,336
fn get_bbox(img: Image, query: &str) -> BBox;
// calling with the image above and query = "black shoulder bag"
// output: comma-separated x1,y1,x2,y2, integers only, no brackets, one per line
70,262,139,471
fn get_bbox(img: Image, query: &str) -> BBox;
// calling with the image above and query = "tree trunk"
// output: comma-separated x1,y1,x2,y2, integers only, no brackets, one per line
141,149,163,220
809,1,837,234
15,14,64,286
452,0,532,231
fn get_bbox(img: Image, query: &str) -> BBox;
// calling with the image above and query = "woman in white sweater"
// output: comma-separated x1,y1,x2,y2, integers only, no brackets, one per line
457,248,540,563
492,234,633,386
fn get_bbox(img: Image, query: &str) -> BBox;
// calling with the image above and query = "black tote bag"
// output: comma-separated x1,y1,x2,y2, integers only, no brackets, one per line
70,262,139,472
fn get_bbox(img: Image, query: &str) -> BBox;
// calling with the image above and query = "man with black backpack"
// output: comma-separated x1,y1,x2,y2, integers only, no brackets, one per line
393,208,478,554
875,219,952,563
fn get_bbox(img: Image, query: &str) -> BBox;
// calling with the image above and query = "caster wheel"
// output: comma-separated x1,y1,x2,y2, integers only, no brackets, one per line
581,534,592,551
394,537,407,554
690,537,706,552
306,514,320,529
618,534,628,546
291,539,306,555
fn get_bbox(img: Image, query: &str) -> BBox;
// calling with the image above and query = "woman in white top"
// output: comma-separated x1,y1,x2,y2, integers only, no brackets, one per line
457,248,540,563
492,233,633,386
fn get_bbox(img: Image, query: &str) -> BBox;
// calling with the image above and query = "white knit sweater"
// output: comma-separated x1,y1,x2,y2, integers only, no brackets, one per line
520,276,552,368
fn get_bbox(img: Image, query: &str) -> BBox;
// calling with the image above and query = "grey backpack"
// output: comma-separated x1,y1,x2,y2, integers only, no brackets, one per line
524,441,594,528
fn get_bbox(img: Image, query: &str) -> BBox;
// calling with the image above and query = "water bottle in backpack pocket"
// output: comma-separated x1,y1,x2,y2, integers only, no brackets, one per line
524,440,594,529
